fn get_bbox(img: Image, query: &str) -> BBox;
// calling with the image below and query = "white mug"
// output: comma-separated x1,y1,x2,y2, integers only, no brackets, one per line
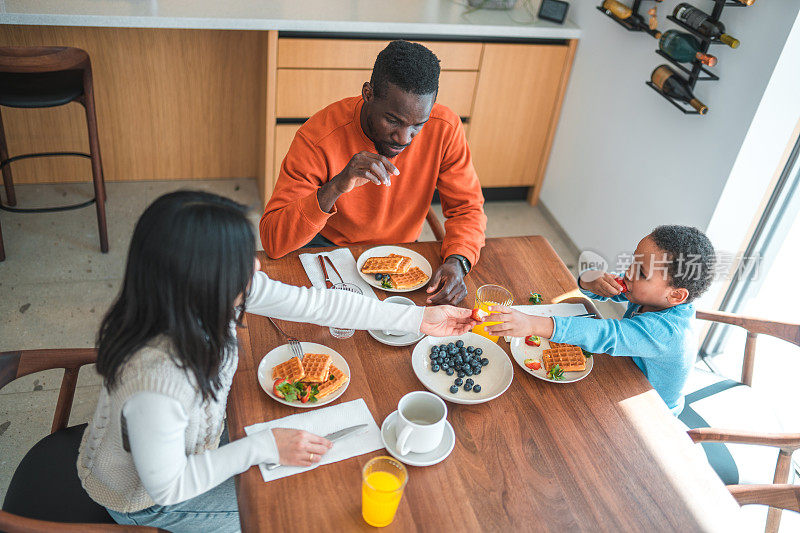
382,296,415,336
394,391,447,455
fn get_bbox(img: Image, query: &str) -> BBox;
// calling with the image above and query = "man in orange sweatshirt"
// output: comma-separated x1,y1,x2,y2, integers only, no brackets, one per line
260,40,486,305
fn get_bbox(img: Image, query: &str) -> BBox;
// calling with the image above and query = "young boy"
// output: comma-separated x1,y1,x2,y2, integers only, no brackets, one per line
486,225,715,415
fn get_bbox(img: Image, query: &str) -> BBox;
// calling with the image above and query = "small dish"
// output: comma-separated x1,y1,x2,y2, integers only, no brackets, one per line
508,337,594,384
380,410,455,467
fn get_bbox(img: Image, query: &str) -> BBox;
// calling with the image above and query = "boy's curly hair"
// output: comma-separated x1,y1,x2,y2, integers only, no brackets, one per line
371,40,440,98
650,225,716,302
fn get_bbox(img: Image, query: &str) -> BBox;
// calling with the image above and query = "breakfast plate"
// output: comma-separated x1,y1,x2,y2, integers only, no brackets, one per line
356,245,432,293
411,332,513,405
509,336,594,384
257,342,350,408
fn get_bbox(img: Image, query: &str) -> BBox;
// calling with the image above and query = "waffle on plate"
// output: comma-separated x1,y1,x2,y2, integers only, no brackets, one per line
542,342,586,372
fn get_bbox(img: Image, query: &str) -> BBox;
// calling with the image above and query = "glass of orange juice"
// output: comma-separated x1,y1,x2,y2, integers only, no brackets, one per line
361,456,408,527
472,284,513,342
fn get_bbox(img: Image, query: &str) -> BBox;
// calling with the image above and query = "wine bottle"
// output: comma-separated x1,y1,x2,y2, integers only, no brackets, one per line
602,0,662,38
601,0,632,20
659,30,717,66
673,3,740,48
651,65,708,115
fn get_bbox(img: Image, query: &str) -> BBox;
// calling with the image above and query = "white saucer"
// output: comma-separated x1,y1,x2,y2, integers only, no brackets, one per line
380,410,455,467
368,328,425,347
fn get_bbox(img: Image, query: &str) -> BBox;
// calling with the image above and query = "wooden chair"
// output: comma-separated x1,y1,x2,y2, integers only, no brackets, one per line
0,46,109,261
0,349,163,531
729,484,800,513
425,206,445,242
681,310,800,533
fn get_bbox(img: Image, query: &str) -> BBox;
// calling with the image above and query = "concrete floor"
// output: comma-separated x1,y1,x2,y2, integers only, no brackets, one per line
0,178,615,504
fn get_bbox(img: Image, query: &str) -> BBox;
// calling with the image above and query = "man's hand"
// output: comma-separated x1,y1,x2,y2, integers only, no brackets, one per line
271,428,332,467
426,258,467,305
317,151,399,213
421,305,478,337
579,271,625,298
484,305,554,338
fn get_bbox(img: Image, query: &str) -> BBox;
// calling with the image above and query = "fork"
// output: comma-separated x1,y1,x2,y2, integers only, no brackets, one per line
267,317,304,360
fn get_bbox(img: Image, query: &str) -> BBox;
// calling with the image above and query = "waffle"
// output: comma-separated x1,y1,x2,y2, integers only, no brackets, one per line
316,364,349,398
388,254,412,274
271,356,305,382
301,353,332,383
542,342,586,372
389,267,429,290
361,256,405,274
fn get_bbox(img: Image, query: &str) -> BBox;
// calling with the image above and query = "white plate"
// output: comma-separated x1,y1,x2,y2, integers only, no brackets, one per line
356,245,433,293
508,337,594,383
380,410,455,467
256,342,350,408
368,328,425,347
411,332,514,405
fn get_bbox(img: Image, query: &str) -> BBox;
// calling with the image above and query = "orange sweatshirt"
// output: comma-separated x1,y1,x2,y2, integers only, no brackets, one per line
260,96,486,266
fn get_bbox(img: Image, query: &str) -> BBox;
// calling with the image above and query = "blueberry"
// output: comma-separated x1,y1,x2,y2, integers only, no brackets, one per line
436,357,444,365
457,371,466,378
454,364,461,371
447,342,455,350
481,358,489,366
455,355,463,363
464,368,473,377
446,367,455,376
431,346,439,353
467,346,475,353
449,385,459,394
474,367,481,375
460,347,467,356
431,364,440,372
374,273,383,280
474,348,483,356
439,344,447,351
463,383,472,392
455,377,463,386
429,353,437,360
473,384,482,393
456,340,464,348
465,378,474,385
449,347,458,355
441,363,449,370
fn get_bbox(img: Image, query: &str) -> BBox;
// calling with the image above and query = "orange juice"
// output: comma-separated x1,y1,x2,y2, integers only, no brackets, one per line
472,300,501,342
472,284,513,343
362,471,404,527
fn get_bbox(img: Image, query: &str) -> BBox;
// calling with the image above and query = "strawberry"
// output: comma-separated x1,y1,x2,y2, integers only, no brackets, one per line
524,335,541,347
471,307,489,322
524,358,541,370
616,277,628,293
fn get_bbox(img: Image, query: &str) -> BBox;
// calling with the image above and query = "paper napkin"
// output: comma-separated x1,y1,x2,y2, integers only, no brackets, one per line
298,248,377,299
243,398,383,482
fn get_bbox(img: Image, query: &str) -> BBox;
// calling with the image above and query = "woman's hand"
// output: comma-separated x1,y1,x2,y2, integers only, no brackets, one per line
421,305,478,337
271,429,332,467
580,271,625,298
484,305,554,338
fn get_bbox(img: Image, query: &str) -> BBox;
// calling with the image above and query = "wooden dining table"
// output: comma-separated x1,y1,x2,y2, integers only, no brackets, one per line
227,236,741,532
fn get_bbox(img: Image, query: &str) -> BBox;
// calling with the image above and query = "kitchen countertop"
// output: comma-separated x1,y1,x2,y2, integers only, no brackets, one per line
0,0,580,39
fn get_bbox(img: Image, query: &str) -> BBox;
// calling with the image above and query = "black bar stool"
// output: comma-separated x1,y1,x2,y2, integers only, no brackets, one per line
0,46,109,261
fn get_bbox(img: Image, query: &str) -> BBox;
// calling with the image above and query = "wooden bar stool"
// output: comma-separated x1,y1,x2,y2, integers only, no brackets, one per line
0,46,109,261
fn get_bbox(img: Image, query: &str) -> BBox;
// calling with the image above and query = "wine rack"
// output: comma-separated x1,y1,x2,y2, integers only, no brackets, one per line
646,0,748,114
596,0,661,39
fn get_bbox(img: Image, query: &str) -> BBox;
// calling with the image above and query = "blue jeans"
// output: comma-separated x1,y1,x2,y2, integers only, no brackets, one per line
107,429,240,533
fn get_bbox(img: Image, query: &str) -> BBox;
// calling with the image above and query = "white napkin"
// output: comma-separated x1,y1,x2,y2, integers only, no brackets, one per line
298,248,377,299
504,303,593,342
244,398,384,482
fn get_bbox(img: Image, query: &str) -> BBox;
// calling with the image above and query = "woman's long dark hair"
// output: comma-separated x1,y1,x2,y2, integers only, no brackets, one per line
96,191,256,401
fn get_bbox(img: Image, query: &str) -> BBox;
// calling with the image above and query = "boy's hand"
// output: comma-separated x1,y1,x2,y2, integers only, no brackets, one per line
484,305,554,338
580,271,626,297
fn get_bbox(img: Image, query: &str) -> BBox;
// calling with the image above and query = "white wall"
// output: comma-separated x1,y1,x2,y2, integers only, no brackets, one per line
541,0,800,266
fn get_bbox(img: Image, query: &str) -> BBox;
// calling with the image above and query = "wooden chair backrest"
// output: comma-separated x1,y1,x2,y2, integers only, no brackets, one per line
728,484,800,513
0,348,98,433
695,309,800,387
425,206,445,242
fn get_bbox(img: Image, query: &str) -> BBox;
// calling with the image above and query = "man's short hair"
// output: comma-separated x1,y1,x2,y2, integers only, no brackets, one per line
650,225,716,302
371,40,440,98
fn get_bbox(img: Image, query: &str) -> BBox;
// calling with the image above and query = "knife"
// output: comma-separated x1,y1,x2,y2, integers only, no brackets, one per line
322,255,344,285
264,423,368,470
318,255,333,289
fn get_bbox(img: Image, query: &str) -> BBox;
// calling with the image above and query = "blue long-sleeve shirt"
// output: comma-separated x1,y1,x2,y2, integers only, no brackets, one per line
549,287,697,415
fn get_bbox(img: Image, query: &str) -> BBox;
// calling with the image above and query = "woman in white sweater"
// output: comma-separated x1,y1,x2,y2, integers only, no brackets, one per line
77,191,476,532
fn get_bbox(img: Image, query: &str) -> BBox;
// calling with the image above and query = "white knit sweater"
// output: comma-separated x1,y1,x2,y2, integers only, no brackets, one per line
77,271,424,512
